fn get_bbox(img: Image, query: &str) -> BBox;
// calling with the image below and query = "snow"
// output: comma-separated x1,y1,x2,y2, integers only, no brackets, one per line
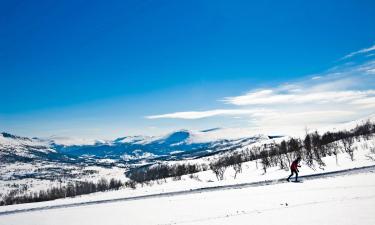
115,128,268,146
1,135,375,214
39,127,267,147
115,136,150,144
0,163,127,196
1,119,375,224
0,133,56,159
318,113,375,135
0,170,374,225
0,133,49,148
4,114,373,148
47,136,107,146
186,128,268,143
155,128,268,144
121,151,156,161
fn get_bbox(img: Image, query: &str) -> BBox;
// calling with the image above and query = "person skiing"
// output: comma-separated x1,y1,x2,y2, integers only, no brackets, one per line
287,157,301,182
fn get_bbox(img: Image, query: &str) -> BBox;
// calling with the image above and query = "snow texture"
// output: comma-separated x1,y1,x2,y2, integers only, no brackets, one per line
0,169,374,225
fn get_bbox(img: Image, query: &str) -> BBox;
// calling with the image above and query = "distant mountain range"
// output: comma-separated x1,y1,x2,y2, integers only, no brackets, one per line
0,132,75,164
0,128,273,164
3,113,375,165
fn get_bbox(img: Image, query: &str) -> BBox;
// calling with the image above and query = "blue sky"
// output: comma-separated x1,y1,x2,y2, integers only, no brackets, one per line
1,0,375,139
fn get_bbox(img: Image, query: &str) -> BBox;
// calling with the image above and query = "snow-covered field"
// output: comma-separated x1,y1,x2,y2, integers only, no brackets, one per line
0,162,127,195
1,135,374,213
0,169,374,225
0,135,374,225
1,118,375,225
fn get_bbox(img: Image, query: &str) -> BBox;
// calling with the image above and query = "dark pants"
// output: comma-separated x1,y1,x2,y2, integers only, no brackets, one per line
287,169,298,181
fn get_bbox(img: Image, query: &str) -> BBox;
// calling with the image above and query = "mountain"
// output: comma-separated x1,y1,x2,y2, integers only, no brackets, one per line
0,127,273,164
0,129,269,187
51,128,270,162
9,114,372,164
0,132,73,164
43,114,375,162
0,132,125,185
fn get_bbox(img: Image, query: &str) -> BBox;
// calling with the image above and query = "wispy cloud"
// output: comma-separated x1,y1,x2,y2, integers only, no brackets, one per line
223,89,375,106
341,43,375,60
147,53,375,134
146,109,268,119
223,59,375,108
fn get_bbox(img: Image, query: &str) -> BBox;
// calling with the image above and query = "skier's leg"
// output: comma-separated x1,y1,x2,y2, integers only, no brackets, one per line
287,171,293,181
295,171,298,182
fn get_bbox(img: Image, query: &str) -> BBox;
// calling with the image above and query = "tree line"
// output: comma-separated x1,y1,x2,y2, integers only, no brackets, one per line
127,163,208,183
1,178,125,206
209,120,375,180
128,120,375,182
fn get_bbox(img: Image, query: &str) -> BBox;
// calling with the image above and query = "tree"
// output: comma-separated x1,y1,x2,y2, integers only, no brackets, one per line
97,178,109,192
279,140,290,166
210,160,227,181
342,136,355,161
311,131,325,167
232,163,242,179
304,134,314,168
259,150,270,173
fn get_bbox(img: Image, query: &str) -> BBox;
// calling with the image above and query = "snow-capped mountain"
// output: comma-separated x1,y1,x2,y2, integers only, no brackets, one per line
0,128,270,193
0,132,72,164
0,132,126,196
0,127,272,164
4,113,374,165
51,128,271,161
46,114,375,161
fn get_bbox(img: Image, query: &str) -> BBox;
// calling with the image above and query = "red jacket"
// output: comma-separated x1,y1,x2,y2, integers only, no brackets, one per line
291,160,299,171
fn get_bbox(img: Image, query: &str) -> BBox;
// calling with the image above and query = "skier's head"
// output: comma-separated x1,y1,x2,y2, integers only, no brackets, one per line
297,156,301,162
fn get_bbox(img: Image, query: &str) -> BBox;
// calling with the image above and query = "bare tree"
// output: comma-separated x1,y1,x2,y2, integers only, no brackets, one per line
341,136,355,161
210,161,227,181
232,163,242,179
304,134,314,169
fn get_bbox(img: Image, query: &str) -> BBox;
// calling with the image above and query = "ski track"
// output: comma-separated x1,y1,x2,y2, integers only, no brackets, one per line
156,195,375,225
1,165,374,217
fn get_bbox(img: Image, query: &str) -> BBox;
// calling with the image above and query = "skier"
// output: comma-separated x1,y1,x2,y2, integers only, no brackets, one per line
287,157,301,182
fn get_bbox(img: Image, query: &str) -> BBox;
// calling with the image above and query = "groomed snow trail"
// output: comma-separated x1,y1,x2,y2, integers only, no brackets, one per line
0,166,374,225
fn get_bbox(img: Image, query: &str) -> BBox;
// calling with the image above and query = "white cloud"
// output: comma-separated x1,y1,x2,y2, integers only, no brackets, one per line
146,109,267,119
223,89,375,106
311,76,322,80
342,44,375,60
254,110,356,126
351,97,375,109
146,53,375,134
222,59,375,108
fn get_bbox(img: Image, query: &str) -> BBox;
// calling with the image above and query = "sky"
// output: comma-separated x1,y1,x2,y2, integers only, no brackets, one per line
1,0,375,140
